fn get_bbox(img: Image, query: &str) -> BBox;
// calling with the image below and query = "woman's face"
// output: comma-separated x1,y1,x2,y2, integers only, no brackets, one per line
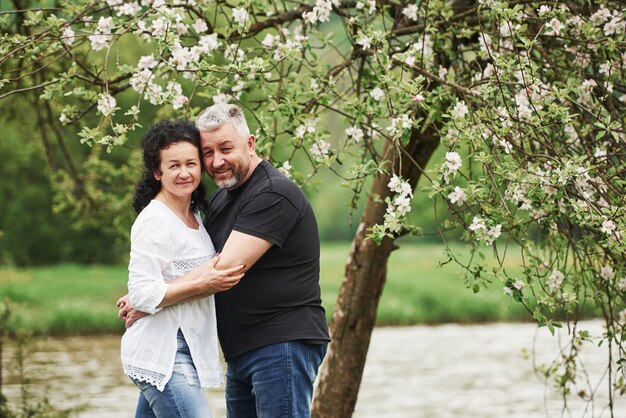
154,141,202,200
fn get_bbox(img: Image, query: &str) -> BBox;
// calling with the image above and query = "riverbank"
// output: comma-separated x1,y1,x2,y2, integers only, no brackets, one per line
0,242,597,335
1,321,619,417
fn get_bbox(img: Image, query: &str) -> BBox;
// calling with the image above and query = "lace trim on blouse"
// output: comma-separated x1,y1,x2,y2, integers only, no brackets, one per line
172,255,211,273
124,364,168,391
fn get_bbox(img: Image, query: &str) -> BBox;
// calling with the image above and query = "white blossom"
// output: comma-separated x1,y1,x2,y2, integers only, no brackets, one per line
118,2,141,16
548,270,565,292
537,5,551,17
61,27,75,46
212,92,230,105
192,18,208,33
310,140,330,159
600,265,615,281
478,33,492,53
302,0,333,25
438,65,448,79
169,43,193,70
345,126,364,142
599,61,612,76
594,147,607,160
601,219,616,235
399,181,413,198
370,87,385,101
262,34,278,48
564,124,579,143
295,119,317,139
88,33,111,51
130,69,153,92
444,152,462,172
59,112,70,124
590,5,612,25
513,279,525,291
278,161,292,177
137,55,158,70
447,186,467,206
145,82,165,105
172,95,189,109
356,34,372,50
97,93,117,116
488,224,502,241
232,8,249,27
546,18,563,36
410,34,433,58
197,34,221,53
402,4,419,22
151,17,169,37
393,195,412,216
388,175,403,193
452,101,469,119
469,216,486,231
97,16,114,33
604,16,625,36
225,44,246,62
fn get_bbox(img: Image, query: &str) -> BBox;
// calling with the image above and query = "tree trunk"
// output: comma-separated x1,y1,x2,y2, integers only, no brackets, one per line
312,125,440,417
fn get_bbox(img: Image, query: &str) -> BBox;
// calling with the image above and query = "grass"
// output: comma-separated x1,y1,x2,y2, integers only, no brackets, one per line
320,242,531,326
0,243,575,336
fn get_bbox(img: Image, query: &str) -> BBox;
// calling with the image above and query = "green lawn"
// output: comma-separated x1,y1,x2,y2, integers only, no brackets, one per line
320,242,532,326
0,243,549,336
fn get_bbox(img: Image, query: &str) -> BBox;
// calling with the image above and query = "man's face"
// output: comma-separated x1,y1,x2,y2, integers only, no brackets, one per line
199,123,253,190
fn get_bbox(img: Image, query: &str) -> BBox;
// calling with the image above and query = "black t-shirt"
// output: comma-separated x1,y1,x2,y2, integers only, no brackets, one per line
205,160,330,360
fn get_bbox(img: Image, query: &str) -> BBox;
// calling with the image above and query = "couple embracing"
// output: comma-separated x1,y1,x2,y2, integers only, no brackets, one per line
117,104,330,418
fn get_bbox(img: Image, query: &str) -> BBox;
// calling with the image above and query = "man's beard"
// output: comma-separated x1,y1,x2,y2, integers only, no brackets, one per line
213,163,248,190
215,174,239,190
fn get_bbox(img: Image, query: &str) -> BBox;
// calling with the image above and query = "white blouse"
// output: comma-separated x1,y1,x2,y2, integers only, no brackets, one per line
120,200,222,391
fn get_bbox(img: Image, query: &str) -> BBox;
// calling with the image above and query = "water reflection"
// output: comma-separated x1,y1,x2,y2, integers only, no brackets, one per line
2,320,621,418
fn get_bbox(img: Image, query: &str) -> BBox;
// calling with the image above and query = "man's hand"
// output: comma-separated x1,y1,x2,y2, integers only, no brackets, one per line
117,294,147,328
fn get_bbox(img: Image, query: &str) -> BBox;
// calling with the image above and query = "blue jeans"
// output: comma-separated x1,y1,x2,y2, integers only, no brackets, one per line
132,331,212,418
225,340,328,418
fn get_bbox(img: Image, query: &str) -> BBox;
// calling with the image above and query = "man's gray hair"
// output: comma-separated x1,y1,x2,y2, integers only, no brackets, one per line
196,104,251,140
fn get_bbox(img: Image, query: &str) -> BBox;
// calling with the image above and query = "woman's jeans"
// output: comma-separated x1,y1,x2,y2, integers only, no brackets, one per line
132,331,212,418
225,340,328,418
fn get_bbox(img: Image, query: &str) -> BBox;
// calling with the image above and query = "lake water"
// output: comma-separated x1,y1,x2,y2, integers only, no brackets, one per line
2,320,623,418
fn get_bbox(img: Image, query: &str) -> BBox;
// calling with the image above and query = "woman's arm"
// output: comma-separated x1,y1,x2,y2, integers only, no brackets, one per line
118,255,244,327
156,255,245,307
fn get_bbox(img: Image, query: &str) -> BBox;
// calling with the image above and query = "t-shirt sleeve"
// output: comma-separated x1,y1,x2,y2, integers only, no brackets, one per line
233,192,300,247
127,214,172,315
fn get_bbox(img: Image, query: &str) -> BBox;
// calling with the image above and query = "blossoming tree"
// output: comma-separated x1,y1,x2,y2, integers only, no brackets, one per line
1,0,625,416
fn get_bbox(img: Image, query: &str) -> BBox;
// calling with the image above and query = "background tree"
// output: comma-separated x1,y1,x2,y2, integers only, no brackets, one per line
1,1,625,417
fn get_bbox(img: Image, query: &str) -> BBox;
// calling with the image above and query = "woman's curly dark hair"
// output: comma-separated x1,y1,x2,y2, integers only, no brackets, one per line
133,120,209,214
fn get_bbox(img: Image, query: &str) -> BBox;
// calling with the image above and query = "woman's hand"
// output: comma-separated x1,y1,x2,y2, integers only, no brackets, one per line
194,254,245,295
117,294,148,328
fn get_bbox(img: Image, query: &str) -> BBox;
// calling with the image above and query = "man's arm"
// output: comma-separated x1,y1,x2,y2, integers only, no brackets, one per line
213,230,273,271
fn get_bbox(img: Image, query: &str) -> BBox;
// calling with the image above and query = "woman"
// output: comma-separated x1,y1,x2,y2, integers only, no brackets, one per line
120,120,244,418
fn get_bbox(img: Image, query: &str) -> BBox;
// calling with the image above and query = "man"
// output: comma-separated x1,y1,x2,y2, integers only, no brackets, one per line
120,104,330,417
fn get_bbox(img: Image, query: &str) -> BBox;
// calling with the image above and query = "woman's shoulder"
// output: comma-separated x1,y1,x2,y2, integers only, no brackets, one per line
131,201,176,235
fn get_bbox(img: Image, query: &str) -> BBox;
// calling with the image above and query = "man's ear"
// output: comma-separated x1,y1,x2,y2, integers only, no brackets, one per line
247,135,256,152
